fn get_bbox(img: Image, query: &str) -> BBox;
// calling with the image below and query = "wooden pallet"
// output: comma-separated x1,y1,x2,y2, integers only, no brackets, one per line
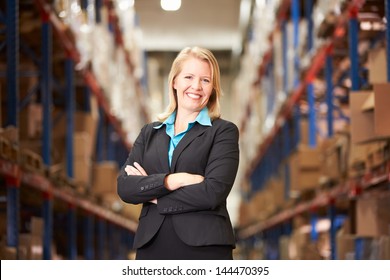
0,136,19,162
20,148,44,175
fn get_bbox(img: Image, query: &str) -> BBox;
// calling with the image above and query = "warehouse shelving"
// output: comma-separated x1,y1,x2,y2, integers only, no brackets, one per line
236,0,390,260
34,0,150,151
0,0,144,259
0,159,137,232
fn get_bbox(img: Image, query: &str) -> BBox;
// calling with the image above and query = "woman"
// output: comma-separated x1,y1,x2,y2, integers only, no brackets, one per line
117,46,240,260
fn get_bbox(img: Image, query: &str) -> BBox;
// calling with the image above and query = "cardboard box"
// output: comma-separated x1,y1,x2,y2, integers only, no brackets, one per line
373,83,390,137
53,110,98,158
73,132,92,160
30,216,44,237
19,233,43,260
368,47,387,84
92,161,119,194
265,175,285,208
73,159,92,185
0,245,17,260
378,236,390,260
336,233,355,260
350,91,376,144
19,103,43,140
365,140,389,170
320,134,349,181
288,148,321,192
298,118,322,147
297,144,321,169
350,88,390,144
356,193,390,237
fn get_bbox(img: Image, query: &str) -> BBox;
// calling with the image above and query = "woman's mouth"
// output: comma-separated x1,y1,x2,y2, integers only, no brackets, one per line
186,92,202,100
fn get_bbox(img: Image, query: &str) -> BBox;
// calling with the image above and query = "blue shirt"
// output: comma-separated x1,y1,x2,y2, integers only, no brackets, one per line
154,107,212,167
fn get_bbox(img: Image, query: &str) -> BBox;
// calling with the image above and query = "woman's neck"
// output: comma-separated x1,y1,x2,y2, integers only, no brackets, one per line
174,109,199,135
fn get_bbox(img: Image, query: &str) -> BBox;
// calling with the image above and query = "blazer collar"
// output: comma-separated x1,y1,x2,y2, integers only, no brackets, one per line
170,122,208,171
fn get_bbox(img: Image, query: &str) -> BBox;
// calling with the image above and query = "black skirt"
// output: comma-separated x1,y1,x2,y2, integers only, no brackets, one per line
136,215,233,260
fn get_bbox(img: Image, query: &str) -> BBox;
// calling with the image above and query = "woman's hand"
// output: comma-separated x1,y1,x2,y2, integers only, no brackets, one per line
125,162,147,176
164,173,204,191
125,162,157,204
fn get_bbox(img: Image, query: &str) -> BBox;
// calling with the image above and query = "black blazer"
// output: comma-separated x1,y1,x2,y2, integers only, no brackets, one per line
117,118,240,249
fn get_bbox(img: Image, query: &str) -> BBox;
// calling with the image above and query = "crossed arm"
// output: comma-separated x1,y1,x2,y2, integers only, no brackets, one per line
125,162,204,204
117,121,239,213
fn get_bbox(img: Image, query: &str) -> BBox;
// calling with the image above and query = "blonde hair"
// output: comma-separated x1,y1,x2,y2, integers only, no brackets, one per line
157,46,222,121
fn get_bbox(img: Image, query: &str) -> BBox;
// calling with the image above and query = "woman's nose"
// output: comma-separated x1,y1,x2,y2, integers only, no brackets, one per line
191,79,202,90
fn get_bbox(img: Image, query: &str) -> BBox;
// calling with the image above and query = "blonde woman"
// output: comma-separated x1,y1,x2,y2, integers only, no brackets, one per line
117,46,239,260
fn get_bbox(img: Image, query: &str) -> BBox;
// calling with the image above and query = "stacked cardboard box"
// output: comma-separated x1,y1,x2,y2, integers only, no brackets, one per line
289,144,322,193
19,216,44,260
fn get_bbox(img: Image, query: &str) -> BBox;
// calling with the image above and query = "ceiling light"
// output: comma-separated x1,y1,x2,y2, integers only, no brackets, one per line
118,0,134,11
161,0,181,11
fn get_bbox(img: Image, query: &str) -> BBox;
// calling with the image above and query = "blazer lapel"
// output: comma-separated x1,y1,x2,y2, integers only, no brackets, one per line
156,128,170,172
171,123,208,171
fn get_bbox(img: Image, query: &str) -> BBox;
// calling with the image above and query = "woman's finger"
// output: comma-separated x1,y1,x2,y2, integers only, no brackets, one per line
134,162,148,176
125,165,132,175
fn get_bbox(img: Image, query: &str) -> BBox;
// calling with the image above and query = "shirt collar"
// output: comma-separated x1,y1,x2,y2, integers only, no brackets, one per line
194,107,212,127
153,107,212,129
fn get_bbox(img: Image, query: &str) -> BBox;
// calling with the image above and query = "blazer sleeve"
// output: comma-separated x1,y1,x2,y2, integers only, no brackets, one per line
157,120,239,214
117,124,171,205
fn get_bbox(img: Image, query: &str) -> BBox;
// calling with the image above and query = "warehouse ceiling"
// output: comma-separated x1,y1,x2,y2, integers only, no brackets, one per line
134,0,252,75
134,0,247,52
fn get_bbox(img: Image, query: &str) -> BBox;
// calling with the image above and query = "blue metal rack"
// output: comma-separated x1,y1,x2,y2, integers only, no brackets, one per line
325,53,334,138
0,0,141,260
83,213,95,260
238,0,387,261
349,7,360,91
5,0,20,253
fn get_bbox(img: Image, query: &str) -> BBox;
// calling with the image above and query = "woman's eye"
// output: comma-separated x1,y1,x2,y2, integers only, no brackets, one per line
184,76,192,79
202,79,210,83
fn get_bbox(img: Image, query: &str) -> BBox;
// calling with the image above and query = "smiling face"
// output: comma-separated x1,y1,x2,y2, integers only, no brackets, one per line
173,57,213,115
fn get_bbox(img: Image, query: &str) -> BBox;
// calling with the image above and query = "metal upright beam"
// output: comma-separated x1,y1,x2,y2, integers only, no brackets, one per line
68,204,77,260
42,192,53,259
355,238,364,260
305,0,314,52
292,0,300,88
6,0,19,127
305,0,316,147
41,7,52,166
84,214,95,260
97,218,107,259
310,210,318,241
5,0,20,252
349,8,360,91
328,199,337,260
95,0,103,24
307,82,317,147
6,175,19,250
65,58,75,178
325,53,334,137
